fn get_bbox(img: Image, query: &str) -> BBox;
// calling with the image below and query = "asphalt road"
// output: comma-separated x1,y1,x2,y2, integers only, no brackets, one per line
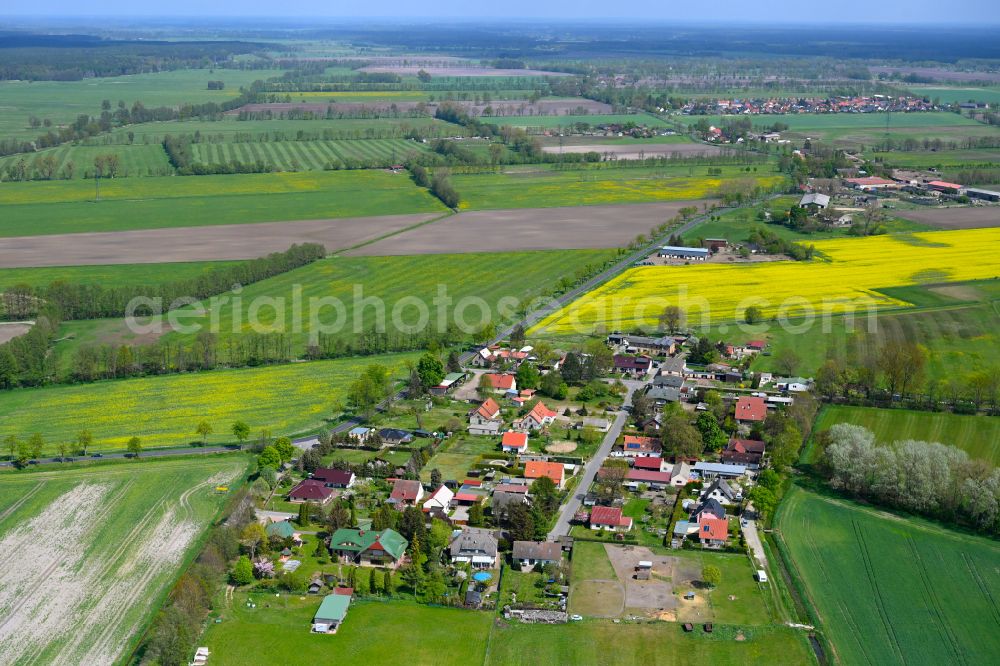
547,380,643,539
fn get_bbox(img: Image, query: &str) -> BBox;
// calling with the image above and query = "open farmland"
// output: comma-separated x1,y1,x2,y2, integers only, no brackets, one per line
0,68,286,140
0,143,173,179
0,213,442,267
776,486,1000,666
809,405,1000,464
532,228,1000,335
451,165,784,210
0,260,241,291
189,138,430,170
896,206,1000,229
906,86,1000,105
0,353,416,453
351,202,709,255
156,249,617,355
0,170,445,237
0,457,247,665
229,98,611,118
494,113,670,129
541,142,723,159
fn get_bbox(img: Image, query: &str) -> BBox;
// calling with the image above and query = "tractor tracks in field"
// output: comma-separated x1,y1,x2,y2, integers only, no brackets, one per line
0,481,45,523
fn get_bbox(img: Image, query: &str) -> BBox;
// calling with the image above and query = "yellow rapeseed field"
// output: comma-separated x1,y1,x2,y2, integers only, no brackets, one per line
532,228,1000,334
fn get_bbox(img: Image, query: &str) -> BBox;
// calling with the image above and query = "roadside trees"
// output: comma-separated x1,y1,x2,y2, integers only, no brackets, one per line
127,436,142,458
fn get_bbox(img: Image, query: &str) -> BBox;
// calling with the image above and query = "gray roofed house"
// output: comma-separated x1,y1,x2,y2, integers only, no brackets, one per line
692,497,726,522
491,491,529,520
652,374,685,389
660,356,687,377
701,478,740,505
645,386,680,405
799,192,830,209
512,541,563,569
450,527,499,568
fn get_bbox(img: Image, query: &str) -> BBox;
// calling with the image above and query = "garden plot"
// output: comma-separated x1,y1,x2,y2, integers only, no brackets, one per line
0,459,245,665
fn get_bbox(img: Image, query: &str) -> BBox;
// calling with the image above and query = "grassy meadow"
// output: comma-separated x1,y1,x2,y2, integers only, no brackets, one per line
190,138,430,170
776,486,1000,666
0,260,241,291
0,456,247,664
906,86,1000,105
0,170,446,236
809,405,1000,464
0,352,417,453
487,112,671,129
0,68,286,140
451,164,785,210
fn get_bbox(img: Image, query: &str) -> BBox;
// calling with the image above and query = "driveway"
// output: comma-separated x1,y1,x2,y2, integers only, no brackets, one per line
742,518,768,568
548,381,643,539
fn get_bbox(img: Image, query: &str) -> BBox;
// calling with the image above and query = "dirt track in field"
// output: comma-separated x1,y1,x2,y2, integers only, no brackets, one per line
0,214,438,267
349,201,711,255
0,323,31,344
896,206,1000,229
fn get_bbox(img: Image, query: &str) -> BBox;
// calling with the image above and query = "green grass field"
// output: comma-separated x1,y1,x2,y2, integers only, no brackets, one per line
190,138,430,170
0,352,417,453
0,68,286,140
0,143,174,179
0,170,446,236
0,260,240,291
776,485,1000,666
809,405,1000,464
488,113,670,129
0,456,247,664
870,148,1000,169
452,164,785,210
203,597,493,666
152,250,616,356
906,86,1000,105
420,435,501,482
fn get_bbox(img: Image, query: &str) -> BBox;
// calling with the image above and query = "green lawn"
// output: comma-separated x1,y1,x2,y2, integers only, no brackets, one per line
452,164,785,210
0,68,286,140
776,485,1000,666
421,435,501,482
486,621,816,665
570,541,618,582
0,170,446,236
203,597,492,666
809,405,1000,464
0,456,247,664
0,352,417,454
0,260,240,291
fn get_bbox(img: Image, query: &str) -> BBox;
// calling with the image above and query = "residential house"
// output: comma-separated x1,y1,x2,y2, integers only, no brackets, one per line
589,506,633,532
377,428,414,445
429,372,466,396
328,528,408,568
694,462,747,480
288,479,335,505
701,478,740,506
265,520,302,545
798,192,830,209
311,594,351,634
670,461,691,487
622,435,660,458
734,396,767,423
652,373,685,389
776,377,811,393
469,398,503,436
698,515,730,549
745,340,766,352
501,430,529,454
691,498,727,524
608,333,676,356
389,479,425,506
645,386,680,405
491,491,529,521
422,485,455,513
512,541,562,570
721,438,766,469
580,417,611,432
660,356,687,377
348,426,374,443
625,468,672,490
449,527,499,568
524,460,566,489
613,354,653,377
514,401,558,431
482,373,517,394
312,467,356,488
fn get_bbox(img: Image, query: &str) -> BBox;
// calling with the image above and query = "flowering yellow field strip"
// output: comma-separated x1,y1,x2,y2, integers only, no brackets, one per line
532,228,1000,334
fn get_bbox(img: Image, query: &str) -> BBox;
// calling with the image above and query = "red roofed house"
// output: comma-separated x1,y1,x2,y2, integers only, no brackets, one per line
927,180,965,194
482,373,517,393
312,467,356,488
633,456,667,472
745,340,766,352
469,397,503,436
493,483,530,495
698,515,730,548
625,469,672,489
389,479,425,506
613,354,654,377
288,479,335,504
514,401,558,431
589,506,633,532
524,460,565,489
734,396,767,423
622,435,660,458
501,431,529,454
721,438,766,469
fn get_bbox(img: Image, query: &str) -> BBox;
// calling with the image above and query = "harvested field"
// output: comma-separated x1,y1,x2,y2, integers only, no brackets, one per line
0,458,246,665
229,98,611,118
0,322,31,344
896,206,1000,229
542,143,723,159
350,202,710,255
0,213,439,267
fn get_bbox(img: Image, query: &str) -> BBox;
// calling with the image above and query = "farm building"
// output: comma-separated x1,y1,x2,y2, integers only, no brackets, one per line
607,333,677,356
966,188,1000,202
703,238,728,251
312,594,351,634
625,468,672,489
927,180,965,194
798,193,830,209
328,528,408,568
658,245,710,260
694,461,748,480
633,456,667,472
430,371,466,395
844,176,900,191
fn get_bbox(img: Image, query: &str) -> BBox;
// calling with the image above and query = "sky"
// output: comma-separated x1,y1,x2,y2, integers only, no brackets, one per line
4,1,1000,24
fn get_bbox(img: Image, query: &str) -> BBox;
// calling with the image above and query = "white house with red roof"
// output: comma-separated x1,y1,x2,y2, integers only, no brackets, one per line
389,479,424,506
481,373,517,394
524,460,565,489
621,435,660,458
514,401,558,431
589,506,633,532
288,479,335,504
501,431,529,454
469,397,503,435
734,396,767,423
